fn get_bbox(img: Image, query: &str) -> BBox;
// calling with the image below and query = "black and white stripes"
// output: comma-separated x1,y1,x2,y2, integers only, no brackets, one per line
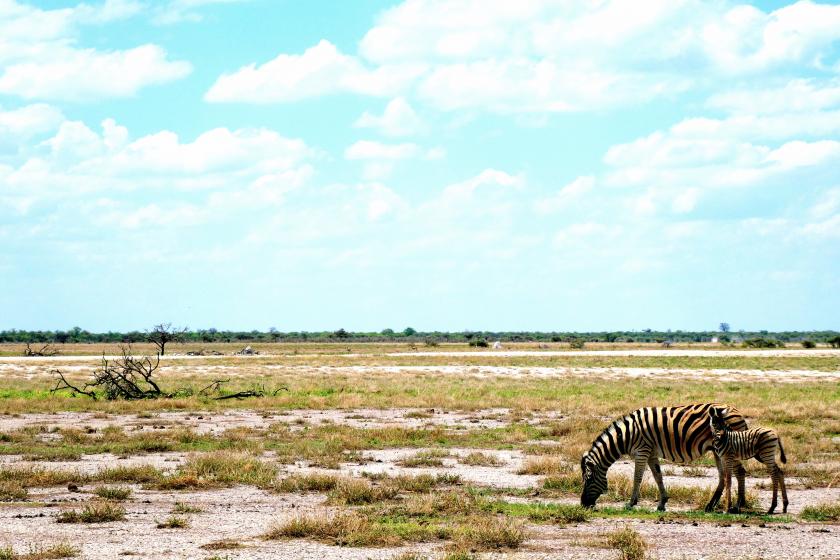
710,407,789,513
580,403,748,511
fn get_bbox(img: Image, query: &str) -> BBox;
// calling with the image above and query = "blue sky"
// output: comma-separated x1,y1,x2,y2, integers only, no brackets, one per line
1,0,839,332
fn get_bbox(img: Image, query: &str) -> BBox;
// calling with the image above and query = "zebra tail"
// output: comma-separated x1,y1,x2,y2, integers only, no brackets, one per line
778,437,787,464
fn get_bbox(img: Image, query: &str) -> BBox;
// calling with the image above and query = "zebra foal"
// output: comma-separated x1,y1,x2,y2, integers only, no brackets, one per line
709,407,789,514
580,403,748,511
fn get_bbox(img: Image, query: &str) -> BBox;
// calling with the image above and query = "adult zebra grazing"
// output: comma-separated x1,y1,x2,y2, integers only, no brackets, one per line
710,407,788,514
580,403,748,511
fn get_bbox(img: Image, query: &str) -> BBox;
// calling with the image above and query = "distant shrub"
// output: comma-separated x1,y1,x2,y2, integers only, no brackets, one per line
743,338,783,349
829,336,840,348
469,339,489,348
801,340,816,349
424,339,439,347
568,339,585,350
550,336,563,342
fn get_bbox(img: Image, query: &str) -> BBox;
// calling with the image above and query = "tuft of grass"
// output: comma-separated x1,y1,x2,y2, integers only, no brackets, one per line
399,449,450,468
453,516,525,551
22,449,82,462
93,486,132,501
483,500,590,524
543,472,582,493
200,540,243,551
460,452,503,467
380,473,460,493
172,502,204,514
801,503,840,521
0,481,27,502
156,516,189,529
605,527,647,560
56,501,125,523
0,543,80,560
518,456,570,475
398,491,477,517
328,478,399,505
264,511,400,547
154,451,277,490
273,473,338,493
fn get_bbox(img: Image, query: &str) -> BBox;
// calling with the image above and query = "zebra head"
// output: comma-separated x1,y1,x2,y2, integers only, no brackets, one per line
580,452,608,508
708,406,728,449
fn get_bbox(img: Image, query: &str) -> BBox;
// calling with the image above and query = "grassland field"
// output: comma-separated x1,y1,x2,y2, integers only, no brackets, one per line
0,342,838,559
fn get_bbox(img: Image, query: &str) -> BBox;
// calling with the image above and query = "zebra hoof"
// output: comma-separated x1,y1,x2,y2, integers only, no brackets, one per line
624,502,636,511
727,507,741,514
656,504,667,512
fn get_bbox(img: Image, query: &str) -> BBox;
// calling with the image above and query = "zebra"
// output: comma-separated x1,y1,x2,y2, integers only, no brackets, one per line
580,403,748,511
709,407,788,514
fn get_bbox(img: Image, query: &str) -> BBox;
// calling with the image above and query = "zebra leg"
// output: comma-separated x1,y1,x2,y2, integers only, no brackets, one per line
725,458,739,514
626,452,648,509
647,456,669,511
780,464,789,513
705,453,725,512
767,463,779,514
736,460,747,510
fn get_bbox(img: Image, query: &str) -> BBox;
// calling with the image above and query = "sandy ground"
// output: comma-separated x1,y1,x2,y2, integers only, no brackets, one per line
2,348,839,363
3,363,840,383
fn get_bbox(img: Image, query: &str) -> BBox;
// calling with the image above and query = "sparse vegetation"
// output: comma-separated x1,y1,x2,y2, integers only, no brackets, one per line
606,526,647,560
93,486,132,501
460,452,503,466
156,516,190,529
56,501,126,523
0,543,79,560
801,503,840,521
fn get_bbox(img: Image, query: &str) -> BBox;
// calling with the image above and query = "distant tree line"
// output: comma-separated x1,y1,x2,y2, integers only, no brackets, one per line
1,326,838,345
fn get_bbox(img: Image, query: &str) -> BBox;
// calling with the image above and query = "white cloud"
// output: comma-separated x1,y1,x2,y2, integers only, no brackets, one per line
354,97,425,137
205,40,424,103
152,0,247,25
706,78,840,115
535,175,594,214
0,104,64,141
344,140,419,160
0,1,191,101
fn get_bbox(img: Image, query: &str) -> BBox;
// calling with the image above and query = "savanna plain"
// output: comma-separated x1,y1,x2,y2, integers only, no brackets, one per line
1,342,838,560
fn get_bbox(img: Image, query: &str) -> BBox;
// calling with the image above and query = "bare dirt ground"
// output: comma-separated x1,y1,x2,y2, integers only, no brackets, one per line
2,409,839,559
1,348,838,559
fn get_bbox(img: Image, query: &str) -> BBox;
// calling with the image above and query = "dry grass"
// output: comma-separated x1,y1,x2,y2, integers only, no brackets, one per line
172,502,203,514
452,516,526,551
801,503,840,521
200,540,244,550
153,451,276,490
156,515,189,529
605,526,647,560
327,478,399,505
264,511,401,547
0,543,79,560
273,473,338,493
56,501,125,523
460,452,503,466
398,449,450,468
0,481,27,502
517,456,570,475
93,486,131,501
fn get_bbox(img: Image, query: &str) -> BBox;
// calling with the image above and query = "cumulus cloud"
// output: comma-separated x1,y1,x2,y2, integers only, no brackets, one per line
205,40,424,103
344,140,419,160
199,0,839,113
354,97,425,137
0,1,191,101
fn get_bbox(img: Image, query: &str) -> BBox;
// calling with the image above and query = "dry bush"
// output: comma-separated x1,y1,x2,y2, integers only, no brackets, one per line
399,491,477,517
381,473,460,492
